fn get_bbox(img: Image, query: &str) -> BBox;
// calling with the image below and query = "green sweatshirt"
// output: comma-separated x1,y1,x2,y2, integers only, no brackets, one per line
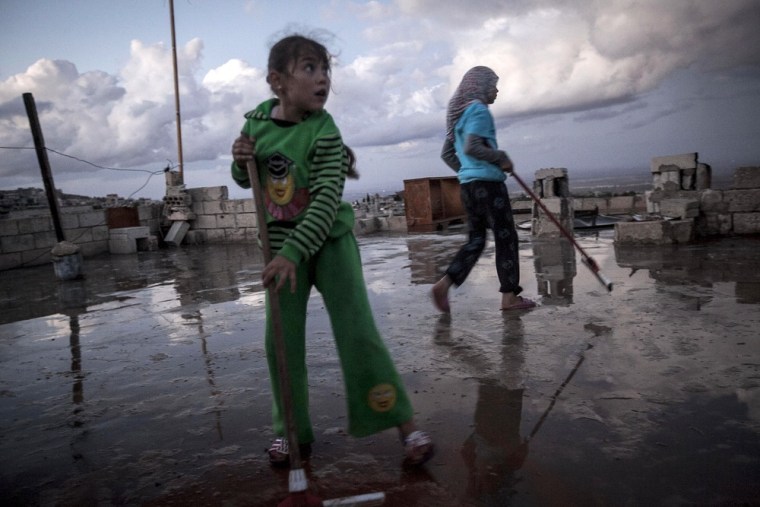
231,99,355,265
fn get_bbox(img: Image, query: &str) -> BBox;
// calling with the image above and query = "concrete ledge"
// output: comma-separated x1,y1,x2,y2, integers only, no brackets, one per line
733,213,760,234
614,219,694,245
109,226,150,254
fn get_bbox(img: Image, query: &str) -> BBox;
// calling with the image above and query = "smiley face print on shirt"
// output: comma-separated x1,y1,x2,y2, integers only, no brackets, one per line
264,152,309,220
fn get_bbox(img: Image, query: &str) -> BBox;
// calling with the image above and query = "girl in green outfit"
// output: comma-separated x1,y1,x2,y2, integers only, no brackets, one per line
230,34,433,467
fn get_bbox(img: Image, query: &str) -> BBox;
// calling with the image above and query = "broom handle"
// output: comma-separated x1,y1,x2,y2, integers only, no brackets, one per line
246,160,304,470
510,171,613,292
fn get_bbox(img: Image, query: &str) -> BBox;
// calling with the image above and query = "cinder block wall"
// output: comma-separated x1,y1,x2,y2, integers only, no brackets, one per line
184,186,258,244
0,204,162,270
697,166,760,236
181,185,407,244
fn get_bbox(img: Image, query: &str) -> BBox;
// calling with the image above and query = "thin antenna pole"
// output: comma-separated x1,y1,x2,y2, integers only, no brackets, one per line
169,0,184,183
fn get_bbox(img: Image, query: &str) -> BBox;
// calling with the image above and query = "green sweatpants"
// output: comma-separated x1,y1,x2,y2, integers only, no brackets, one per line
265,232,414,443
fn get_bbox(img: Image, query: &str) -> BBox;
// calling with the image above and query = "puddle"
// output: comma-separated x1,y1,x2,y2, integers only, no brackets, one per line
1,233,759,505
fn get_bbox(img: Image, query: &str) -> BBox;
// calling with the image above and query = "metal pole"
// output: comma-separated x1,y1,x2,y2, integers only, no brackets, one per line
23,92,66,242
169,0,184,183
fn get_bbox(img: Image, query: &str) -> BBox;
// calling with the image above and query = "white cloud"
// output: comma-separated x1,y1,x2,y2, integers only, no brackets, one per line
1,0,759,198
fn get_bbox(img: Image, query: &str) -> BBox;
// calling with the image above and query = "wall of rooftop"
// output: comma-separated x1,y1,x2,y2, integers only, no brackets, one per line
3,164,756,271
0,205,162,271
616,159,760,244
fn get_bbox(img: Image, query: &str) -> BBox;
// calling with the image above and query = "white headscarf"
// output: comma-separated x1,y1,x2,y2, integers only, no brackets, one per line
445,66,499,142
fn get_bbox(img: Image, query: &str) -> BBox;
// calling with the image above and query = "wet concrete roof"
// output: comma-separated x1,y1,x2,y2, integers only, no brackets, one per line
1,230,759,506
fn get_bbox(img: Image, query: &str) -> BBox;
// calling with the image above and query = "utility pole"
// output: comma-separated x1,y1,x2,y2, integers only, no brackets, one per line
23,92,66,242
169,0,184,183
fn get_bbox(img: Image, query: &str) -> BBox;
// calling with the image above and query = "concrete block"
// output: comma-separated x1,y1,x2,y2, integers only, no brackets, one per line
189,186,228,202
651,153,697,173
109,226,150,253
659,198,700,219
733,166,760,189
109,237,136,254
387,216,408,232
138,205,162,221
136,235,159,251
0,219,19,236
682,167,695,190
229,198,254,213
79,210,105,228
1,234,35,253
61,214,79,229
21,248,51,266
225,228,246,242
669,219,695,243
700,189,727,213
222,199,243,214
0,252,22,271
33,231,57,249
191,201,204,215
164,221,190,246
69,228,94,243
216,214,237,229
536,197,564,215
92,225,109,242
236,213,257,228
165,171,183,186
645,191,658,213
733,213,760,234
110,226,150,241
609,196,635,213
614,220,694,245
696,163,711,190
18,217,52,234
245,228,259,242
652,173,662,190
535,168,567,179
724,189,760,213
194,215,217,229
696,213,732,236
661,170,681,192
354,218,379,235
166,210,196,221
203,201,224,215
204,229,226,242
184,230,206,244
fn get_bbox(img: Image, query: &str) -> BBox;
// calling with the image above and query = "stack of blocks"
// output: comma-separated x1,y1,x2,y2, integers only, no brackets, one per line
616,153,760,244
530,167,573,238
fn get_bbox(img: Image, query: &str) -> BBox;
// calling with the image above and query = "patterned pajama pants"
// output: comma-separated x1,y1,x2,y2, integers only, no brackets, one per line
445,180,523,295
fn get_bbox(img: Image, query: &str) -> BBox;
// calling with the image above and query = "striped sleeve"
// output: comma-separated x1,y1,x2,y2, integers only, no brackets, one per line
277,134,347,264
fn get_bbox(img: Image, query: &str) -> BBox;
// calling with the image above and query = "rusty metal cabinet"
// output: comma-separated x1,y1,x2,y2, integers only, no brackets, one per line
403,176,465,232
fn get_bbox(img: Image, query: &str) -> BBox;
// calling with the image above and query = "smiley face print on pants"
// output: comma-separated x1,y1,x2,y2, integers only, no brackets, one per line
368,383,397,413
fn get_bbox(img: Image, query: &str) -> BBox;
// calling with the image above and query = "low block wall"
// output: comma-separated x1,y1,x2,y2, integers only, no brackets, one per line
0,205,162,271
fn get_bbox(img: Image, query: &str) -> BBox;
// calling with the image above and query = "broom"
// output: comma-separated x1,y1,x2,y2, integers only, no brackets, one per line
246,159,385,507
509,171,614,292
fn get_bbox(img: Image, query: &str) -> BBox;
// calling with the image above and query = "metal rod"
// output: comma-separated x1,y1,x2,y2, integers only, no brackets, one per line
23,92,65,242
169,0,184,182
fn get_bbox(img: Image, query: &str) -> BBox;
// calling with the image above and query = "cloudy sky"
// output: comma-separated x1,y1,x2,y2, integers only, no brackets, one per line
2,0,759,201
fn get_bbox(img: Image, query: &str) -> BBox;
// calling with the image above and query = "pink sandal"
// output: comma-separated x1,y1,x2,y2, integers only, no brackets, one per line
501,297,536,311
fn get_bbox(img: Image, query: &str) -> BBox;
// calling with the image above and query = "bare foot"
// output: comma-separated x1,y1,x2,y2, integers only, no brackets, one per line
431,276,452,313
